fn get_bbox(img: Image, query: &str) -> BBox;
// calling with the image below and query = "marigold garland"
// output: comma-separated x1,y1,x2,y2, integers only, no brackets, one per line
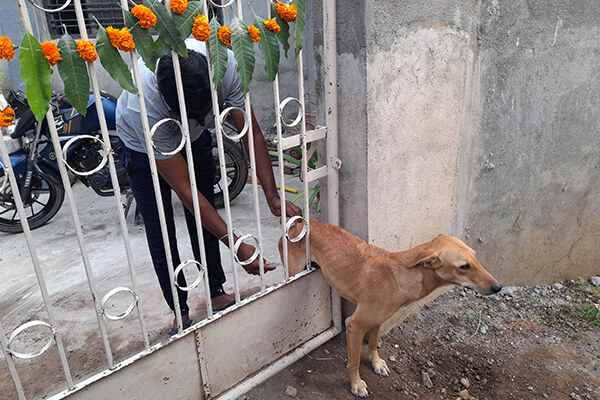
275,1,297,23
76,38,98,62
131,5,157,29
106,26,136,52
170,0,188,14
263,18,281,34
40,41,62,66
0,106,15,128
218,25,232,46
192,15,210,41
248,25,261,42
0,36,15,61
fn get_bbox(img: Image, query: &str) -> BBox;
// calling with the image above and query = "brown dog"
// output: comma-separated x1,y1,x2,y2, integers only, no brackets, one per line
279,219,502,397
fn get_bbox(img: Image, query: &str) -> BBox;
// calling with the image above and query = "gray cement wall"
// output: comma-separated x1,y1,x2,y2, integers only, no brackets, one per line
317,0,600,313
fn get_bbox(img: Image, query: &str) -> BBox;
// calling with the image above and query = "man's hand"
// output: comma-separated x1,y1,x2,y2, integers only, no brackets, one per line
237,241,275,275
266,195,302,218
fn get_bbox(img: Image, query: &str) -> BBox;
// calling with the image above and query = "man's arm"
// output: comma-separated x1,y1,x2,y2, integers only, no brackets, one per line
156,154,272,274
229,109,302,217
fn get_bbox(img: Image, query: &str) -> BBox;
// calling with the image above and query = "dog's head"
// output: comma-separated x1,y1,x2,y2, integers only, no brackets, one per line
407,234,502,295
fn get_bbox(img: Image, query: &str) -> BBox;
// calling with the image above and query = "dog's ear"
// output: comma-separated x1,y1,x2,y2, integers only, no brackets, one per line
407,249,441,269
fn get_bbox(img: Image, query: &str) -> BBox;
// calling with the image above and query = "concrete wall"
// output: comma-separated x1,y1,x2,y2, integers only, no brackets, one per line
318,0,600,305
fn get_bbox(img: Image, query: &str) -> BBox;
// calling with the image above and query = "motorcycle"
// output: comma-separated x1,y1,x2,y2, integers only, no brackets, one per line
0,89,248,233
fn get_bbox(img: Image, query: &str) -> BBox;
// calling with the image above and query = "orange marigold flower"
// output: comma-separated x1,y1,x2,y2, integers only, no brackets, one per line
40,41,62,66
218,25,232,46
131,5,157,29
0,36,15,61
192,14,210,41
275,1,296,23
170,0,188,14
0,106,15,128
106,26,136,52
248,25,261,42
76,39,98,62
263,18,280,34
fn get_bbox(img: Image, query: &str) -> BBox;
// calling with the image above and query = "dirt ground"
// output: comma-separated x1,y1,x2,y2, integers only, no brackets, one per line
247,278,600,400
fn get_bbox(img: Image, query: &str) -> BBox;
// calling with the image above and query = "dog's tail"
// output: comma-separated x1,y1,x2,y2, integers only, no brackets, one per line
277,221,308,276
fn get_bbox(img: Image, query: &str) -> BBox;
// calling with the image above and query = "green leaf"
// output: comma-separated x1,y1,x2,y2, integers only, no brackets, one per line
96,24,138,93
294,0,306,59
208,17,228,87
271,3,290,58
57,33,90,116
153,37,172,59
254,15,280,82
124,10,158,72
173,1,203,39
19,32,51,122
143,0,187,57
230,17,255,94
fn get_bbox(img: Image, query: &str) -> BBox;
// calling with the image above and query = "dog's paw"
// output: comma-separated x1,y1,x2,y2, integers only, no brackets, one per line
351,379,369,397
372,359,389,376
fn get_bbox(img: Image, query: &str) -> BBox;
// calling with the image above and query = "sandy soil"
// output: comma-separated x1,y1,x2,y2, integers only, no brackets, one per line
247,278,600,400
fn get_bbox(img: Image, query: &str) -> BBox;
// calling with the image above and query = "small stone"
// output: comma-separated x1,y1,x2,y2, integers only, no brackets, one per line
389,355,397,362
552,283,565,290
449,315,461,325
427,360,435,368
480,325,488,334
422,371,434,389
460,378,471,388
590,276,600,287
570,393,581,400
528,386,534,391
459,389,471,399
427,368,437,377
324,349,330,355
285,385,298,398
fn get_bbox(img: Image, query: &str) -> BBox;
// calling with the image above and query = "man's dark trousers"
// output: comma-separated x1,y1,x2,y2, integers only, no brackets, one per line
120,130,226,316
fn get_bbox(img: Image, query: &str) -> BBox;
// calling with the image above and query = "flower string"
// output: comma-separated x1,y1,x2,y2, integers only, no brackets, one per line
263,18,281,34
106,26,136,52
0,106,15,128
0,36,15,61
131,5,157,29
248,25,261,42
192,15,210,41
218,25,232,46
170,0,188,14
275,1,297,23
76,39,98,62
40,41,62,66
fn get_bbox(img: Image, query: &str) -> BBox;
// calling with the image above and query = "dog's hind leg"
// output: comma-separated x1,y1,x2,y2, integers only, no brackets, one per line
368,325,389,376
345,314,369,397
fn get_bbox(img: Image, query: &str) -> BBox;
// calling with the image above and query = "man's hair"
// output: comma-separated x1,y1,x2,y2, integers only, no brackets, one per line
156,50,212,124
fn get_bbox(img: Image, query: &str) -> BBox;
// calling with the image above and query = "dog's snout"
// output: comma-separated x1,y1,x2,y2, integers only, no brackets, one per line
491,282,502,293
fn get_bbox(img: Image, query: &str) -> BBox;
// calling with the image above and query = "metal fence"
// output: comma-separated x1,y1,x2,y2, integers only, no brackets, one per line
0,0,339,398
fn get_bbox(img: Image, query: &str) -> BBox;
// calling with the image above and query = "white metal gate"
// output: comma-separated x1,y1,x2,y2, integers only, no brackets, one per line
0,0,339,398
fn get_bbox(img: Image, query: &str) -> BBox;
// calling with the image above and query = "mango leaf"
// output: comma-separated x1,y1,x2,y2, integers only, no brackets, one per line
96,24,138,93
254,15,280,82
143,0,187,57
19,32,51,122
124,10,158,71
208,17,228,87
294,0,306,59
57,33,90,116
230,17,255,94
271,3,290,58
173,1,203,39
153,37,171,59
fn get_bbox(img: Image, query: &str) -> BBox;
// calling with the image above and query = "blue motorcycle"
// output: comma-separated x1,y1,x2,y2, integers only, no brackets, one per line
0,89,248,233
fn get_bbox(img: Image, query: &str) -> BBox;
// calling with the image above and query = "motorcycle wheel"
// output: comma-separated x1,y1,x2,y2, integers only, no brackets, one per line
213,137,248,209
0,171,65,233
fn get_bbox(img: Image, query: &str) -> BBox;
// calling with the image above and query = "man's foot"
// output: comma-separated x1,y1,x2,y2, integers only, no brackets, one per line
212,293,236,311
169,314,193,335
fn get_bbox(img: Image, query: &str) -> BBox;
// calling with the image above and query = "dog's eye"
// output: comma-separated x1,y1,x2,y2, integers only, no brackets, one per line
460,264,471,270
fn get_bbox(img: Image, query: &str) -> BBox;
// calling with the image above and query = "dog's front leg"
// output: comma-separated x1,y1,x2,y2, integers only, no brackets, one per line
346,315,369,397
368,325,389,376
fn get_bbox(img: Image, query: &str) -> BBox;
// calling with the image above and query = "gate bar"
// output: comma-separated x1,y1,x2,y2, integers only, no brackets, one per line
0,322,25,400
